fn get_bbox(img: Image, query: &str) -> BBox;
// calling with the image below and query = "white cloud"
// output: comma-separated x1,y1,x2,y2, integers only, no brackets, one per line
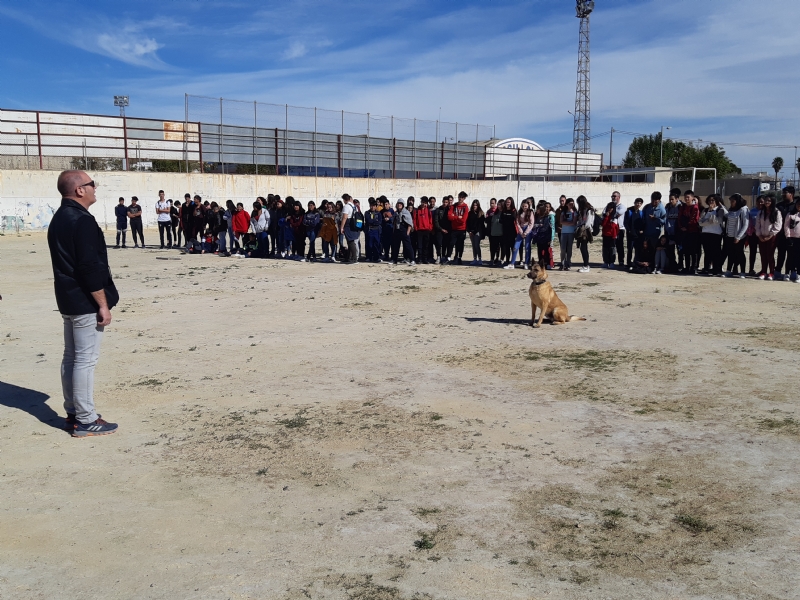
95,31,165,68
0,4,170,70
282,41,308,60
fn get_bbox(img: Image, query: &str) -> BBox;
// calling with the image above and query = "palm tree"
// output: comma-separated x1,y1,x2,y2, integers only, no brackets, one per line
772,156,784,186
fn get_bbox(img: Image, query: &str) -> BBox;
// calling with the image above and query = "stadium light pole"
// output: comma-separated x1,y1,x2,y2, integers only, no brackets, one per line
660,125,671,167
114,95,129,117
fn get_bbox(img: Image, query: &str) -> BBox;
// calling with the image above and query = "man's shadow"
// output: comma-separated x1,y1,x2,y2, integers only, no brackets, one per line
0,381,62,429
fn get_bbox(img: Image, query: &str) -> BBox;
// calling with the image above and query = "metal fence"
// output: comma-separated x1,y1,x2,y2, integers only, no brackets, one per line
2,98,603,179
0,108,199,171
186,95,495,179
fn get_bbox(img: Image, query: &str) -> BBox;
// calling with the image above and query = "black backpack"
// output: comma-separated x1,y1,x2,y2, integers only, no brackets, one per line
535,220,552,245
592,212,603,237
349,209,364,232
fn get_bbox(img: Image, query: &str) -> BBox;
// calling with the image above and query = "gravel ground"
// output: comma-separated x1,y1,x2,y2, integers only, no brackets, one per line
1,230,798,600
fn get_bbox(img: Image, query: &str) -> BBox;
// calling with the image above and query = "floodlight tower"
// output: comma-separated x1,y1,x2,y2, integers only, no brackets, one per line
114,95,129,118
572,0,594,154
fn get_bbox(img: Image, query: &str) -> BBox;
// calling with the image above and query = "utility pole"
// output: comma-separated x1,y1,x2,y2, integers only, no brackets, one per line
609,127,614,168
660,125,671,167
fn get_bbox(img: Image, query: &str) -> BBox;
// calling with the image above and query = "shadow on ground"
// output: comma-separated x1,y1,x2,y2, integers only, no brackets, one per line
0,381,62,429
464,317,532,326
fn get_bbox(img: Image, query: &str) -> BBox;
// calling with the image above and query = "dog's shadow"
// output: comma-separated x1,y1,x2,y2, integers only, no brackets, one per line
464,317,537,326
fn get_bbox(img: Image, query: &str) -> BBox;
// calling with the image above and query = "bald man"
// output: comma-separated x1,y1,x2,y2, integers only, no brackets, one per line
47,170,119,437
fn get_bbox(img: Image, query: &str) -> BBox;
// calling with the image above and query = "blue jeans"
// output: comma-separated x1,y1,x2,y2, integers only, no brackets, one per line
511,234,524,265
256,232,269,257
323,239,337,258
524,233,534,266
306,231,317,258
367,229,382,261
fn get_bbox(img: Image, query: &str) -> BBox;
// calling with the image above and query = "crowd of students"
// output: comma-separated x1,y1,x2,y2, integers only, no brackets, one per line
109,186,800,281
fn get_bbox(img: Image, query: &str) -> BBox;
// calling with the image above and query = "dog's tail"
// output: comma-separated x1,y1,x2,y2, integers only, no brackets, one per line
568,316,587,322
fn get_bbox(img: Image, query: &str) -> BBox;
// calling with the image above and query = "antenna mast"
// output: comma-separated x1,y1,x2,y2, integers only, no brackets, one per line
573,0,594,154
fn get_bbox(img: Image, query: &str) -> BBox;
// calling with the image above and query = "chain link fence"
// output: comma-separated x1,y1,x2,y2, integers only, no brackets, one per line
186,95,496,179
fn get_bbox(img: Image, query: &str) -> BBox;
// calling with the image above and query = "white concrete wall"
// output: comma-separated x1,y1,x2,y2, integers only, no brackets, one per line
0,169,671,230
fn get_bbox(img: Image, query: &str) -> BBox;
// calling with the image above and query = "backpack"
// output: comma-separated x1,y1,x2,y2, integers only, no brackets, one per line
349,209,364,232
592,212,603,237
534,220,552,245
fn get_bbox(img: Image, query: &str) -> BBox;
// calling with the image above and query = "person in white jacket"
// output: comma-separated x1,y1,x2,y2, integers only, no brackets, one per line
784,196,800,282
755,196,783,280
576,195,596,273
250,200,269,258
508,199,535,269
699,194,727,275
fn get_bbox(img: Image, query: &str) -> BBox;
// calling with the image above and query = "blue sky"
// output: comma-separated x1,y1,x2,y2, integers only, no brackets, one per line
1,0,799,175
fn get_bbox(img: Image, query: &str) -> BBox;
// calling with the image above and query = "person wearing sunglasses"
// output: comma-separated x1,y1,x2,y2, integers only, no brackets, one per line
47,170,119,438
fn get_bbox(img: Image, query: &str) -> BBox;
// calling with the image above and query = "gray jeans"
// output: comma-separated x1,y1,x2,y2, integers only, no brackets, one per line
560,232,575,268
470,232,482,261
218,230,228,254
347,238,359,262
61,314,104,424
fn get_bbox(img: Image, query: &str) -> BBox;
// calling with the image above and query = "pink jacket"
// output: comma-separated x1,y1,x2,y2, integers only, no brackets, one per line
785,209,800,239
516,210,535,236
755,212,782,238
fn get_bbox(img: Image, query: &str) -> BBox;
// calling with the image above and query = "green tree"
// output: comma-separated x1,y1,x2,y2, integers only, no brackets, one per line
70,157,123,171
623,133,741,179
772,156,784,182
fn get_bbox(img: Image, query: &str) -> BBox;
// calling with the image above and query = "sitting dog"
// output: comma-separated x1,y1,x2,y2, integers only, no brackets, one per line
527,264,586,327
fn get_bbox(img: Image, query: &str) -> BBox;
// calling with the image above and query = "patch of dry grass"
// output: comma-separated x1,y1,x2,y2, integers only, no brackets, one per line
513,455,759,581
166,399,455,485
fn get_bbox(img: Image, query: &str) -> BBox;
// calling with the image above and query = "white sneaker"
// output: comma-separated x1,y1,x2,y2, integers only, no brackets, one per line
331,257,337,263
578,266,590,273
409,261,416,266
300,258,307,262
503,264,514,270
655,269,662,275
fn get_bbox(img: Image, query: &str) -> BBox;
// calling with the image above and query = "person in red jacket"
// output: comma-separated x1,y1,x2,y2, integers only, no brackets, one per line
448,191,469,265
232,202,251,251
413,196,434,264
678,190,701,274
601,210,620,268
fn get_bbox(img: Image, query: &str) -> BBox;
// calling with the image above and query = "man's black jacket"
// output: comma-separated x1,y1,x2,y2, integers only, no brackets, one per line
47,198,119,315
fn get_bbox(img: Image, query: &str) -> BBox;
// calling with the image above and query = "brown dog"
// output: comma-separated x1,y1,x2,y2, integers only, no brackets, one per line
526,264,586,327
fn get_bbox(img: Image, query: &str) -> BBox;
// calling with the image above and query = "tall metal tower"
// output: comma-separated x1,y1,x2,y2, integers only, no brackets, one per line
572,0,594,154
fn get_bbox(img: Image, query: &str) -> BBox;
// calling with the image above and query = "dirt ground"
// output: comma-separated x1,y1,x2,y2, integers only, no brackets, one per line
1,229,799,600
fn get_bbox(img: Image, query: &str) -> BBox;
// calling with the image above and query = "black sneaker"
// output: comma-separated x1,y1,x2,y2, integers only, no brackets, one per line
72,418,118,438
65,413,101,431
